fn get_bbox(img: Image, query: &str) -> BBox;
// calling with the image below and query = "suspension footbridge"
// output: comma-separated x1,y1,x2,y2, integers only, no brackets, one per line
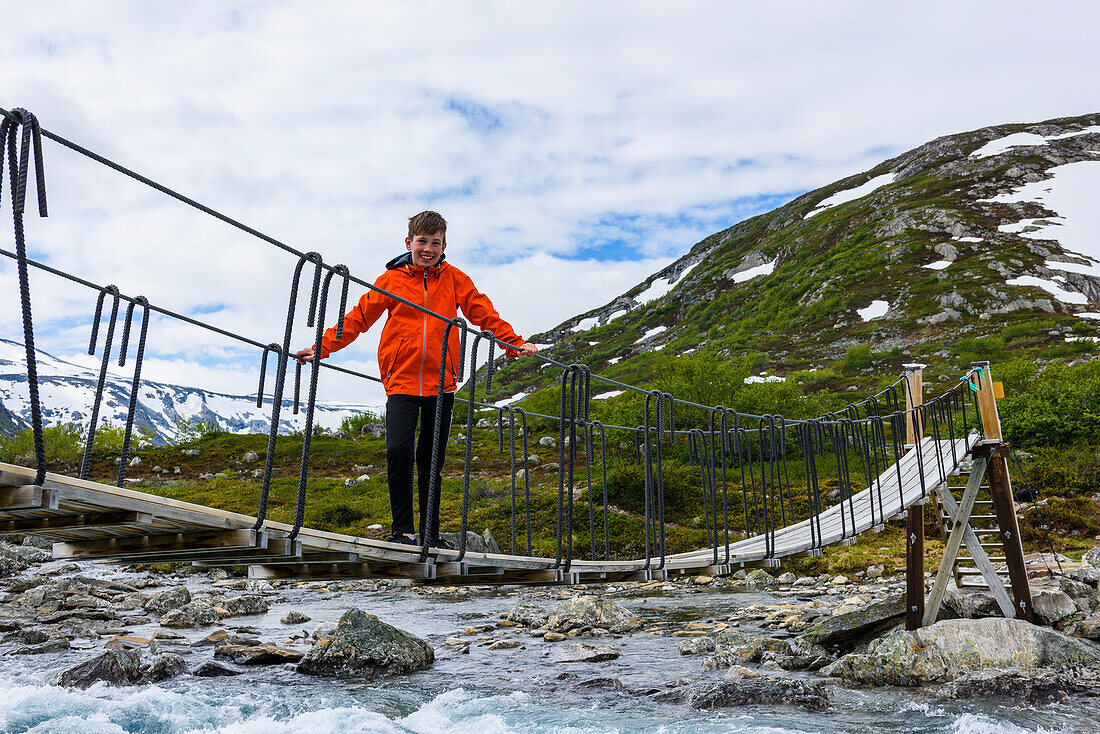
0,106,1034,630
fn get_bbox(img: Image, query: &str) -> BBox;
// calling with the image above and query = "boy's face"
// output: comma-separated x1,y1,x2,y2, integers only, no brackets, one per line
405,230,446,268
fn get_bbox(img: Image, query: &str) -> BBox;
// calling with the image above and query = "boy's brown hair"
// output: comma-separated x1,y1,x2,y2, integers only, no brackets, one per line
408,210,447,244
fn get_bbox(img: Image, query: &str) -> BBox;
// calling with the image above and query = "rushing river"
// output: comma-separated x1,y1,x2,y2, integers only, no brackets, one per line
1,567,1096,734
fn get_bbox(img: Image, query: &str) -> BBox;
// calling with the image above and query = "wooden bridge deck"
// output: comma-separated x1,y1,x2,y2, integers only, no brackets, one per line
0,434,978,584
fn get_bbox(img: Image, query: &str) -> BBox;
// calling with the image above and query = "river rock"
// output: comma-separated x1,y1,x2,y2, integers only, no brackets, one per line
942,588,1001,619
144,653,187,682
160,600,219,628
1032,589,1078,626
215,595,269,617
192,661,244,677
797,592,905,649
282,610,311,625
554,643,620,663
296,608,434,679
941,668,1100,704
1079,615,1100,640
745,569,778,589
482,528,501,554
214,643,305,665
58,649,144,688
703,630,791,669
825,617,1100,686
242,451,259,463
686,678,830,711
143,585,192,614
1082,547,1100,568
678,636,717,655
504,602,550,628
12,637,70,655
547,595,641,634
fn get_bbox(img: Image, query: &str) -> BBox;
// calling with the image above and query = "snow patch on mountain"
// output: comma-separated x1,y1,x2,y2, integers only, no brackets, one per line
804,173,897,218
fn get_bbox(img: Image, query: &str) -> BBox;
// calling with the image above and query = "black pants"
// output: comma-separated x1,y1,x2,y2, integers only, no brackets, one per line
385,393,455,538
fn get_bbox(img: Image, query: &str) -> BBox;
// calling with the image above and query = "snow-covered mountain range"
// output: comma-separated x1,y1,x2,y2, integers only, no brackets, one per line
0,339,382,443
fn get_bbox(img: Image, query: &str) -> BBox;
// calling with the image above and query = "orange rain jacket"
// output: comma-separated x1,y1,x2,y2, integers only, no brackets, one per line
316,253,524,397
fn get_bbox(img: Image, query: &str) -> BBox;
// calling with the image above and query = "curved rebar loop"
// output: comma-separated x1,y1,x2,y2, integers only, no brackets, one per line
701,422,720,565
912,404,928,498
715,407,732,564
513,407,533,555
505,407,517,554
555,367,571,568
590,419,610,561
777,415,795,530
289,264,349,540
652,392,672,570
757,415,780,558
115,297,151,487
253,251,322,530
689,428,713,558
889,411,907,508
422,318,467,562
453,319,468,383
1,110,48,484
800,419,824,551
868,414,888,524
256,343,282,408
584,413,596,560
640,392,660,570
927,397,947,487
847,417,874,528
831,418,856,541
79,285,121,480
497,407,505,453
731,411,762,539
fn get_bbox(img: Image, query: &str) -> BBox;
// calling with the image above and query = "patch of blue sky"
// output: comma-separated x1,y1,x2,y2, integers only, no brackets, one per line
566,191,806,262
187,303,230,316
442,96,504,134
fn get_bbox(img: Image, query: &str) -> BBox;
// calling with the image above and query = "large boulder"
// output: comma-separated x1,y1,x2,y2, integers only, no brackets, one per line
503,601,550,628
1081,547,1100,569
546,596,641,634
702,630,791,669
214,643,305,665
144,653,187,682
942,669,1100,705
160,600,219,628
798,592,905,649
1032,589,1079,626
144,586,192,614
296,608,434,679
825,617,1100,686
214,595,269,617
654,677,830,711
553,643,620,663
58,649,144,688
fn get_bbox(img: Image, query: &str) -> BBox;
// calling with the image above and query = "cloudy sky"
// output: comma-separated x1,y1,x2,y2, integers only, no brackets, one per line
1,1,1098,407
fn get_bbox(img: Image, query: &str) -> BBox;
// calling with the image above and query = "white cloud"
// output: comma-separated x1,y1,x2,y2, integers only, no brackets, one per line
1,0,1098,401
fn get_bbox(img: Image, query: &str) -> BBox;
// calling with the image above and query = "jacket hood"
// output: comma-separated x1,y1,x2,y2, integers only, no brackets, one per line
385,251,448,271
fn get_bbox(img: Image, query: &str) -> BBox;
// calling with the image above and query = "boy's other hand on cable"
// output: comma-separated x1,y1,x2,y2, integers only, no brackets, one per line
516,342,538,358
294,347,315,365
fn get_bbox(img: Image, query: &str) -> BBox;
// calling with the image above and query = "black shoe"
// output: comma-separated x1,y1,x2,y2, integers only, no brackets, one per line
386,532,417,546
427,536,455,550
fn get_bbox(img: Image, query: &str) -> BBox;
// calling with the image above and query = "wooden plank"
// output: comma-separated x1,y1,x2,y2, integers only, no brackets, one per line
924,455,988,626
53,529,264,559
971,361,1002,441
0,485,59,512
0,511,152,535
987,452,1034,622
906,503,924,630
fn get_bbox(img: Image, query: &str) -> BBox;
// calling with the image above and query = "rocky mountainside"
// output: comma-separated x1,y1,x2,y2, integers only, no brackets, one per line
499,113,1100,399
0,339,381,442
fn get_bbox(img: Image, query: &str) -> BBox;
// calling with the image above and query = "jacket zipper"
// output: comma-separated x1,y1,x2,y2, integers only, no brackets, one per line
419,268,428,396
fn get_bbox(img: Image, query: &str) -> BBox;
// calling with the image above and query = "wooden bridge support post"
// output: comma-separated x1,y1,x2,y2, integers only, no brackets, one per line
902,364,925,630
972,361,1034,622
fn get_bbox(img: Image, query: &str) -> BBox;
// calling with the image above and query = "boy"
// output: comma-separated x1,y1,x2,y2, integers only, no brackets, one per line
295,211,538,548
